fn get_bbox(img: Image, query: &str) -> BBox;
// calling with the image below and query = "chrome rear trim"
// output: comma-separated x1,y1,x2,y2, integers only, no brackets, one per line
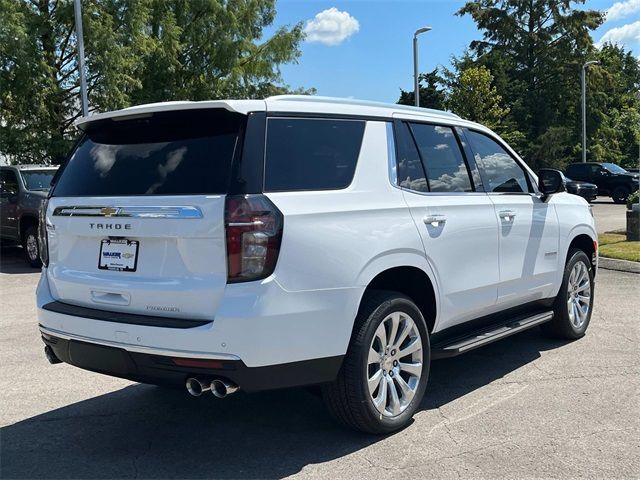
52,205,203,219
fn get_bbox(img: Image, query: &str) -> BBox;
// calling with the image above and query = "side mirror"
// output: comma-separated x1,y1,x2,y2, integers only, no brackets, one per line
538,169,566,200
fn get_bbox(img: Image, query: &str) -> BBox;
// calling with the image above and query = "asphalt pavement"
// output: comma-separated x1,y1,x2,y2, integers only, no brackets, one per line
590,196,628,234
1,243,639,479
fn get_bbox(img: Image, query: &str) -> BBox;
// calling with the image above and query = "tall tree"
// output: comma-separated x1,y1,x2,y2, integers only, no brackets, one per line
457,0,604,168
397,69,447,110
0,0,306,164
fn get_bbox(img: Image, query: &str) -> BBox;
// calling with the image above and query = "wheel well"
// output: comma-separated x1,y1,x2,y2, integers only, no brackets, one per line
568,234,596,267
364,266,436,332
19,215,38,239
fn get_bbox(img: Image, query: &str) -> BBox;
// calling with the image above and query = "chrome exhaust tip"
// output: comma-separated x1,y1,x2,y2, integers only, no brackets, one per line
44,345,62,365
211,379,239,398
186,377,211,397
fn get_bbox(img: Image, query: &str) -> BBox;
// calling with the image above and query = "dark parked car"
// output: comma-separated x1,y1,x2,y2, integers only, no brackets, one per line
564,174,598,202
565,162,639,204
0,165,58,267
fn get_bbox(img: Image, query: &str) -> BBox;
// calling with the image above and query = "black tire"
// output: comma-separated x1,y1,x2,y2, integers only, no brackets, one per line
22,226,42,268
322,291,430,434
541,248,594,339
611,185,630,204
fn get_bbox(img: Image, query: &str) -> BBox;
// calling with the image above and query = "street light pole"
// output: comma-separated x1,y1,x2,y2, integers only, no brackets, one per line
74,0,89,117
581,60,599,163
413,26,432,107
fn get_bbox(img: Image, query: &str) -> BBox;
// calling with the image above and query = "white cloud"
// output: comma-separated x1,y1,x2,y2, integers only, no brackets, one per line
597,20,640,47
606,0,640,22
303,8,360,46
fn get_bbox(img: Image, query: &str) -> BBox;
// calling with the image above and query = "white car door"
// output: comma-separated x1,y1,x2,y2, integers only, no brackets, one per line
394,121,500,330
462,129,560,307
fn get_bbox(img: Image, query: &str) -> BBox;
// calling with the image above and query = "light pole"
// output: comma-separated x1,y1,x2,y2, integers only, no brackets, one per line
581,60,599,163
413,26,432,107
74,0,88,117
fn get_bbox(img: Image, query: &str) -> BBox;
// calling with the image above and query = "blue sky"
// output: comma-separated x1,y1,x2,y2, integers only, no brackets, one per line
268,0,640,102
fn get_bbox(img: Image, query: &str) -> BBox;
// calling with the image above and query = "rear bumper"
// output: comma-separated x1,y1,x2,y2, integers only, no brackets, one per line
41,330,343,392
37,268,361,382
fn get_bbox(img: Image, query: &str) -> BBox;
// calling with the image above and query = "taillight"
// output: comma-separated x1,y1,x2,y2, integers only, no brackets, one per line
38,198,49,267
225,194,283,283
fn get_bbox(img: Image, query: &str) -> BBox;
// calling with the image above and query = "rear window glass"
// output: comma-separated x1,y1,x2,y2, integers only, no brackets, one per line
52,109,243,197
21,170,57,191
264,118,365,192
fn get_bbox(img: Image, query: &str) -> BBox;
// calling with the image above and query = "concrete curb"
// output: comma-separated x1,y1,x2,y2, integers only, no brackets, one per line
598,257,640,274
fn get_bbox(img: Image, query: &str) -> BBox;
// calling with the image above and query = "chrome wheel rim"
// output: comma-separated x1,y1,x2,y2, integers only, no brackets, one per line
367,311,423,418
26,234,38,261
567,261,591,329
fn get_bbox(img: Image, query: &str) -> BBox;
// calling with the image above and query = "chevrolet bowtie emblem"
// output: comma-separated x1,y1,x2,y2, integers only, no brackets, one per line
100,207,119,217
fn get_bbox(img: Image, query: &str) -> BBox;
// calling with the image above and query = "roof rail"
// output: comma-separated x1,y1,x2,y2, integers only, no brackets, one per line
266,95,460,119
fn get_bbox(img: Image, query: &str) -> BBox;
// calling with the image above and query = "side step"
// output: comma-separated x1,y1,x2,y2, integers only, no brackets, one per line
431,311,554,359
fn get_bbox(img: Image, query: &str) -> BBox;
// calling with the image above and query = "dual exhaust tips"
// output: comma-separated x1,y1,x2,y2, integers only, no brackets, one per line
186,377,238,398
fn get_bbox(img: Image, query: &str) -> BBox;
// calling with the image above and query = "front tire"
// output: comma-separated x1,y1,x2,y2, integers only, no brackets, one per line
322,291,430,434
23,226,42,268
542,248,594,339
611,186,630,204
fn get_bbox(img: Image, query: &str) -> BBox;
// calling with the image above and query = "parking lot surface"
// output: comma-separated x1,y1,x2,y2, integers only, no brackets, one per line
1,245,639,479
591,196,628,234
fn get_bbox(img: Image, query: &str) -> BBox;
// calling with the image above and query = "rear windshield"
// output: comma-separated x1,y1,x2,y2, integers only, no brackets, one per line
21,169,57,191
264,118,365,192
52,109,244,197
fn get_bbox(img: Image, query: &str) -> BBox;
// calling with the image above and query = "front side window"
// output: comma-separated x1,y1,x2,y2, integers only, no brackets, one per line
410,123,473,193
0,170,19,194
264,118,365,192
465,130,531,193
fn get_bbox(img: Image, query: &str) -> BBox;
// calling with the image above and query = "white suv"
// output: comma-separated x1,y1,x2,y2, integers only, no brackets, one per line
37,96,597,433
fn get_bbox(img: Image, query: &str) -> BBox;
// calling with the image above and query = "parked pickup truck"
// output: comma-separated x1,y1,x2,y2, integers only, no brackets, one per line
565,162,639,204
0,165,58,266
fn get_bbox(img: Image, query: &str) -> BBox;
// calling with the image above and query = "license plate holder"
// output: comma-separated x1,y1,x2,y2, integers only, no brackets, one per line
98,239,139,272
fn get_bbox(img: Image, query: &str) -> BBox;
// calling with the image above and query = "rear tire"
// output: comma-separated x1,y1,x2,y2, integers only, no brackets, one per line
541,248,594,339
22,226,42,268
611,186,630,204
322,291,430,434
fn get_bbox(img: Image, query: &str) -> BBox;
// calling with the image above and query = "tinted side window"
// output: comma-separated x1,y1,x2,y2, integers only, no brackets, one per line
395,122,428,192
465,130,530,193
264,118,365,192
0,170,19,194
410,123,472,193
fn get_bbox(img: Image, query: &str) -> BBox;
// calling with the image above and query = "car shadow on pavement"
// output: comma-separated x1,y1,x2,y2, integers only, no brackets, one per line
0,244,37,274
0,329,566,479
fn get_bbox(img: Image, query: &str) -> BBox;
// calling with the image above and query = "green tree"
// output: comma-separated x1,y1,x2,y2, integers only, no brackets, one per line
457,0,604,169
397,69,447,110
0,0,306,164
448,65,508,129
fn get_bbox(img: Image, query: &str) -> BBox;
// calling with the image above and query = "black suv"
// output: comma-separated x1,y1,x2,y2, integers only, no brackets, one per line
565,162,639,204
0,165,58,266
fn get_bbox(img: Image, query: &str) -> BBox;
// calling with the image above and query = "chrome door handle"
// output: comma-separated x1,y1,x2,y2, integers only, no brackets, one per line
423,215,447,227
499,210,516,222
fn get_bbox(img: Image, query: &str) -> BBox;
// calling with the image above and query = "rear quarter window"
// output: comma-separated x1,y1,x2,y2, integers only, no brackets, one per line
264,118,365,192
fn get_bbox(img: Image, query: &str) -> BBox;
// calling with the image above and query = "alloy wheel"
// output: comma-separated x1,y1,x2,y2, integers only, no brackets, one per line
567,261,591,328
366,311,423,417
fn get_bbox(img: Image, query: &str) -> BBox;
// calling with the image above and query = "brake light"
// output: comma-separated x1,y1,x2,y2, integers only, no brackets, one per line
225,194,283,283
38,199,50,267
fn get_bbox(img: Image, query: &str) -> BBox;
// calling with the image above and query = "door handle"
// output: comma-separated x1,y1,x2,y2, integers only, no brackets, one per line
499,210,516,222
423,214,447,227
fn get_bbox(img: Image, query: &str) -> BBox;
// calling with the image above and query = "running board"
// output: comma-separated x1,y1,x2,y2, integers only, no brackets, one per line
431,311,554,359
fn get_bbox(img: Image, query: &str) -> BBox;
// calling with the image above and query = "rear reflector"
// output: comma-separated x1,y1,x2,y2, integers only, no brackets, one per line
171,358,225,369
